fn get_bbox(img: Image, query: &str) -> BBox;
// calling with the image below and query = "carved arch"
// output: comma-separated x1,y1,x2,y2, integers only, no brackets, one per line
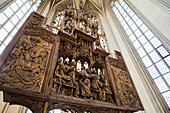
6,96,44,113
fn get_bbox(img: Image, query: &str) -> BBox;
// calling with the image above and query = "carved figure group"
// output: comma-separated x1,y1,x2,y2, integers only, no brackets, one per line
0,37,49,91
112,68,141,108
53,58,113,103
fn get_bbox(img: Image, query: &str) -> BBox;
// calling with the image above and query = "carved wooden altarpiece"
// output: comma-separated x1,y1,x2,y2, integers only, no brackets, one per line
0,11,143,113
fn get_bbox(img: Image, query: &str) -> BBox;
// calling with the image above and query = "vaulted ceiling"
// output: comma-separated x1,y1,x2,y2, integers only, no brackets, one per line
48,0,109,15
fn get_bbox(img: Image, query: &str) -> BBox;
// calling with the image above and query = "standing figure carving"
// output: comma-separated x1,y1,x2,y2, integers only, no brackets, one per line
54,59,65,93
79,67,92,98
91,69,103,100
70,61,79,97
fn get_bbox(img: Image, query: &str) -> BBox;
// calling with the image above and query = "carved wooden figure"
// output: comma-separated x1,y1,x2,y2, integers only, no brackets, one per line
0,4,143,113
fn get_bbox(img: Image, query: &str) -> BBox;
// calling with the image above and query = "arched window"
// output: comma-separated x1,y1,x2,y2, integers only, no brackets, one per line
112,0,170,107
77,60,81,72
65,57,69,61
60,57,63,63
52,11,64,33
0,0,42,55
84,62,88,69
98,68,101,75
48,109,61,113
27,109,62,113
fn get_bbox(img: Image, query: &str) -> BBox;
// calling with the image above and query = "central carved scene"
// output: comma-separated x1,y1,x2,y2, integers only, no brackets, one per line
52,39,114,104
0,0,144,112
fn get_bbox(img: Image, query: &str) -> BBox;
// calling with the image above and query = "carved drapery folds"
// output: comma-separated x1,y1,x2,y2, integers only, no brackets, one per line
52,37,115,103
0,11,143,113
0,35,52,92
0,12,53,92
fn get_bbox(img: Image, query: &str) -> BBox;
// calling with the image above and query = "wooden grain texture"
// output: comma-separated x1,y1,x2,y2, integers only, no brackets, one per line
0,11,144,113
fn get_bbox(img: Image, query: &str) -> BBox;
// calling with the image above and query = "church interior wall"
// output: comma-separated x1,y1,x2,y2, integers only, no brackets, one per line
103,2,160,113
101,0,169,113
0,0,169,113
126,0,170,50
0,91,27,113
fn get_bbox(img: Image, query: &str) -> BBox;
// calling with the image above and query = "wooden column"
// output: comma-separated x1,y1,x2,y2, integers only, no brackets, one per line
105,57,121,106
41,35,60,95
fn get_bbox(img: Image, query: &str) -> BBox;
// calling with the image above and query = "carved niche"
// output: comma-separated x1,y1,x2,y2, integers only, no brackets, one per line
51,22,115,104
52,41,115,104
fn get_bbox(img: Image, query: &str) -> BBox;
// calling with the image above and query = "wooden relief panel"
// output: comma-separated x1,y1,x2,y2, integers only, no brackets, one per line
109,52,143,109
0,12,55,92
0,35,52,91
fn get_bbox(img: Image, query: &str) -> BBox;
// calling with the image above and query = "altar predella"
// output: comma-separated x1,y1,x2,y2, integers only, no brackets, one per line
0,1,143,113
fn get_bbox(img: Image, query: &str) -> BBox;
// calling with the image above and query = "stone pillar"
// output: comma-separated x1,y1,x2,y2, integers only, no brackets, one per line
0,91,27,113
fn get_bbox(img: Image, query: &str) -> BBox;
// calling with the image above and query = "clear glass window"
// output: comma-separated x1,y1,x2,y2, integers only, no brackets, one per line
140,24,148,33
131,24,137,31
0,0,42,56
112,0,170,107
10,15,19,25
134,29,142,37
154,77,169,93
157,46,169,57
142,55,152,67
137,47,146,58
10,2,19,12
133,40,141,49
145,30,154,40
3,7,14,18
150,37,162,48
147,66,160,79
129,34,136,42
16,0,23,7
138,35,147,45
0,13,8,26
0,28,8,41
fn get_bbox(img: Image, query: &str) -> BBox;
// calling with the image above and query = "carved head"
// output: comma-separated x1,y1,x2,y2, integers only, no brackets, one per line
64,61,69,65
39,50,48,59
57,59,62,64
71,61,76,66
92,69,97,74
21,40,31,50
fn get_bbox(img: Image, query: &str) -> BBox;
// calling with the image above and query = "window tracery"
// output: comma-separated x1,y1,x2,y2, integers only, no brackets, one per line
0,1,144,112
112,0,170,107
0,0,42,55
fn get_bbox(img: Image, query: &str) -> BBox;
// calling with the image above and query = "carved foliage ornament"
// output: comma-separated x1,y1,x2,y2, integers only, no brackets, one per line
23,25,55,43
109,58,127,71
59,41,73,57
76,43,90,58
48,103,118,113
